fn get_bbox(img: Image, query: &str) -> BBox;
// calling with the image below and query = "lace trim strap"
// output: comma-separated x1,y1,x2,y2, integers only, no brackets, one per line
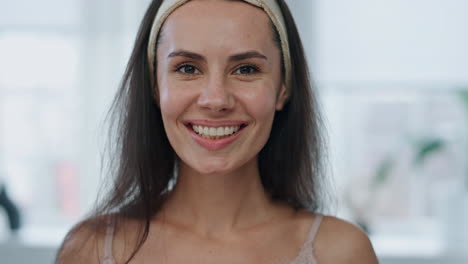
305,214,323,245
102,218,116,264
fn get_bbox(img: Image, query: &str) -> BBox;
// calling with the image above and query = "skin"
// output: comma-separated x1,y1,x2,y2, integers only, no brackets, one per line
155,0,288,237
57,1,379,263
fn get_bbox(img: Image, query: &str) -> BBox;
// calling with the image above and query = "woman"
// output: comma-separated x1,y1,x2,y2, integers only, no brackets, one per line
57,0,379,263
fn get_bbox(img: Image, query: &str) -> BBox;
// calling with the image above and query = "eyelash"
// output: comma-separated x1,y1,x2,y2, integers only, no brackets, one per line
174,63,260,75
175,63,200,75
234,64,260,75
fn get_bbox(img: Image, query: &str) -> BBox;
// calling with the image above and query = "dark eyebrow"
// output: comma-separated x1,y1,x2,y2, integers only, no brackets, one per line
168,50,206,61
167,50,268,62
229,51,268,62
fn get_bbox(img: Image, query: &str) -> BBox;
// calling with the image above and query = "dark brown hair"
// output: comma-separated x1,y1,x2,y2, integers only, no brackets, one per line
57,0,327,263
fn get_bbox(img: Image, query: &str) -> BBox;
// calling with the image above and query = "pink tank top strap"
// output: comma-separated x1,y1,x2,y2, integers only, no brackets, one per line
102,217,116,264
287,213,323,264
305,214,323,245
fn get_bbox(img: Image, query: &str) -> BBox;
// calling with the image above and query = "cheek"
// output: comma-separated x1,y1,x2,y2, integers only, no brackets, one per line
158,83,172,118
157,62,182,119
240,85,278,120
158,81,186,124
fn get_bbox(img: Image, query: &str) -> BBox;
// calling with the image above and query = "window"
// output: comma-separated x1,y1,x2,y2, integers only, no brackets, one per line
0,0,152,245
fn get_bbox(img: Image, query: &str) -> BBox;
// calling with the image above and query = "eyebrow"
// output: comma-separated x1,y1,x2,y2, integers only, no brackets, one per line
167,50,268,62
168,50,204,61
229,51,268,62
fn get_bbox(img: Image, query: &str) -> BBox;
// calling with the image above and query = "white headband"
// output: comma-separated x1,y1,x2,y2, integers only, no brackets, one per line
147,0,292,97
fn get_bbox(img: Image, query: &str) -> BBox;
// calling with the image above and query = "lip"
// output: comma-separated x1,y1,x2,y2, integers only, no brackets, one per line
184,120,248,151
183,119,247,127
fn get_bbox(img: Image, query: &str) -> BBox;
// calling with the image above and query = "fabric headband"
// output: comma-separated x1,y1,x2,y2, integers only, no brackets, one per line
147,0,292,98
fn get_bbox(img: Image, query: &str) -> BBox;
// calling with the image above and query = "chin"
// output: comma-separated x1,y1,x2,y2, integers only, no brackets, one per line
181,157,239,176
193,164,234,176
180,155,257,176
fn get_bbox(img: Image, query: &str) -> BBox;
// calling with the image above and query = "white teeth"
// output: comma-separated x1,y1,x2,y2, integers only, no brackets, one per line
192,125,242,138
208,127,215,136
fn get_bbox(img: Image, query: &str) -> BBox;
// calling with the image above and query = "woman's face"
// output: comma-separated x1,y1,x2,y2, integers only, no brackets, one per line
156,0,287,175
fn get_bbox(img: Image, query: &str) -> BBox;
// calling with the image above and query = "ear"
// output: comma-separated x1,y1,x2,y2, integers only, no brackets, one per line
275,83,288,111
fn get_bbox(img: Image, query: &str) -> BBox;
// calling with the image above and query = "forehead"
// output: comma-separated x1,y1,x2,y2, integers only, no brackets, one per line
158,0,276,53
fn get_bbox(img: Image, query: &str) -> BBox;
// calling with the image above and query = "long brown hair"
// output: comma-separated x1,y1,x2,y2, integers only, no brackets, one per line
57,0,328,263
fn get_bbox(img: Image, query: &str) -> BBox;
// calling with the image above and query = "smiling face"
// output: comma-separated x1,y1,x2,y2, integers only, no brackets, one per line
156,0,287,175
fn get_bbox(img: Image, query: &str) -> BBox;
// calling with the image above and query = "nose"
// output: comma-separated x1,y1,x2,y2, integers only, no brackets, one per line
197,75,234,113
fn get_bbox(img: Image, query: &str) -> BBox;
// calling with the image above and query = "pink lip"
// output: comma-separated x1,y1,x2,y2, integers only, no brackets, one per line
184,120,248,151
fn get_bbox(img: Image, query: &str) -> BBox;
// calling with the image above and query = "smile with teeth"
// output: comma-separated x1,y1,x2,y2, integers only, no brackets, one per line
192,125,241,139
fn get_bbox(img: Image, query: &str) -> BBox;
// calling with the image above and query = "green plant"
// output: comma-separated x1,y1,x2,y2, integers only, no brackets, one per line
348,136,446,234
372,137,446,188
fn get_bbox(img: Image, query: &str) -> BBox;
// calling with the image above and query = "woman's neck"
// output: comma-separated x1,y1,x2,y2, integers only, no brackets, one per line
158,159,279,238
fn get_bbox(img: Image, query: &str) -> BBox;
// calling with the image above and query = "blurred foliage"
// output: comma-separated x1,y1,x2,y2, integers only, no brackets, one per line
413,138,446,167
457,89,468,112
373,137,446,188
372,156,394,188
372,88,468,189
457,89,468,189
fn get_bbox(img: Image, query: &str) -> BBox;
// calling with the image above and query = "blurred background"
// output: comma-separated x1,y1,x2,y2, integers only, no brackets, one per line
0,0,467,263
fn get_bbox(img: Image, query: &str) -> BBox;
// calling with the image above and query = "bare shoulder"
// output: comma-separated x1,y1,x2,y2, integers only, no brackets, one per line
55,216,109,264
56,214,144,264
313,215,379,264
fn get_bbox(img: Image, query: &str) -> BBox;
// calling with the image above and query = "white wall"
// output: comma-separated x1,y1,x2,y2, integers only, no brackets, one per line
313,0,468,83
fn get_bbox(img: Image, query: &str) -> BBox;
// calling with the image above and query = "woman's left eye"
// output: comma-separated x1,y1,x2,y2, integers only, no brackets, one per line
176,64,200,74
234,65,258,75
